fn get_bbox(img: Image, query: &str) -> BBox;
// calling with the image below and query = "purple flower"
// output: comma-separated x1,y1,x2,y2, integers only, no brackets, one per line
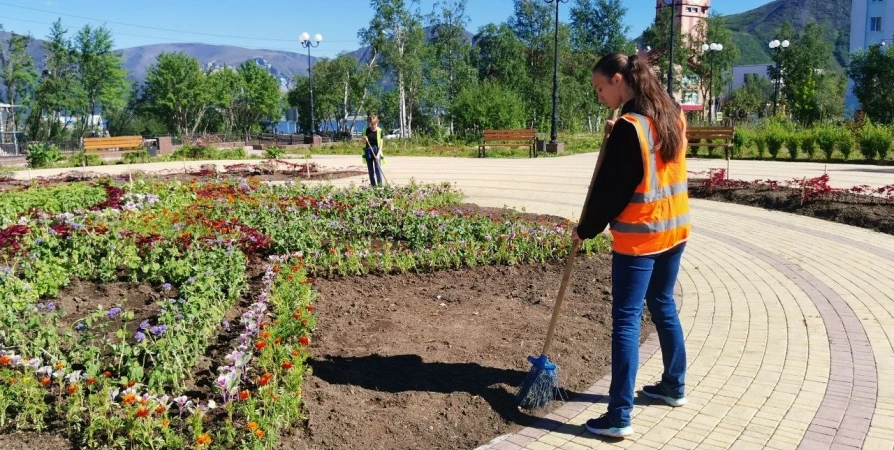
108,307,122,318
149,325,167,336
139,320,150,330
161,283,172,291
134,332,146,342
75,322,87,332
45,302,55,312
222,320,231,331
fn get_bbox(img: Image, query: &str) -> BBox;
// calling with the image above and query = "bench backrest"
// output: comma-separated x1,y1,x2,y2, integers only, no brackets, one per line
482,129,536,142
686,127,735,140
83,136,144,150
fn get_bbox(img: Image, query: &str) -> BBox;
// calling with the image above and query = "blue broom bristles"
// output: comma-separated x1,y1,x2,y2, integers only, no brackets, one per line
516,354,560,409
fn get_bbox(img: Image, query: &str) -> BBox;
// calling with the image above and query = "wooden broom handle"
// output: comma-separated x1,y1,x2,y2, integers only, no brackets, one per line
540,107,620,356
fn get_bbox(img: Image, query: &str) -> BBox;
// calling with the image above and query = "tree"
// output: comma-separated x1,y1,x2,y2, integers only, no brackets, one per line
725,73,773,117
451,80,526,135
72,24,129,137
27,19,79,140
687,14,739,121
360,0,425,137
569,0,631,56
233,61,281,135
568,0,633,132
770,21,835,124
641,6,689,97
473,23,527,88
508,0,555,124
142,52,209,136
847,44,894,124
286,75,316,134
207,66,242,133
0,27,38,133
426,0,476,135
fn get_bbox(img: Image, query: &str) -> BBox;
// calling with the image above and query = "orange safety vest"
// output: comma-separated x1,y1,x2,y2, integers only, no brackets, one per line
609,111,690,256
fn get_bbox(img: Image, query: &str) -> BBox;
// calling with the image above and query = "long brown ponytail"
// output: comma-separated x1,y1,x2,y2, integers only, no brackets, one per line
593,53,683,162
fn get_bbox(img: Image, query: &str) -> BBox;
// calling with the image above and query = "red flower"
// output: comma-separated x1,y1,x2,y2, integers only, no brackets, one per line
155,405,166,414
136,408,150,418
258,373,273,386
122,393,137,404
67,385,78,395
255,341,267,350
282,361,293,370
0,356,10,366
239,390,250,400
299,336,310,346
40,377,51,386
103,371,112,378
86,377,96,386
306,305,315,311
274,337,282,345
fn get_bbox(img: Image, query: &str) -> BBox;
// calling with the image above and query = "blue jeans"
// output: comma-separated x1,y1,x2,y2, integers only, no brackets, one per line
608,242,687,426
364,146,383,186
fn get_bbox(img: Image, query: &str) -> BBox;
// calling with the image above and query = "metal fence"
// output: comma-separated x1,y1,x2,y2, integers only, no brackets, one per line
0,133,23,156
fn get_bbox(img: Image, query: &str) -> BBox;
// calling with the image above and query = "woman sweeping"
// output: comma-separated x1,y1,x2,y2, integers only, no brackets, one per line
362,115,384,187
572,52,690,438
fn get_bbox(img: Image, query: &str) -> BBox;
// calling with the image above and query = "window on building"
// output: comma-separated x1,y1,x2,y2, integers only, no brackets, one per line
871,17,882,31
682,91,699,104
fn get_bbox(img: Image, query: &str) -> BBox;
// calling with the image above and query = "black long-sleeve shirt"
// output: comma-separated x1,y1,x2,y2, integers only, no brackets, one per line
576,100,646,240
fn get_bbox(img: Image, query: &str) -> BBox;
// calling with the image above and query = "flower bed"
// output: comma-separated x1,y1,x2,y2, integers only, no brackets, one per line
689,168,894,234
0,176,605,449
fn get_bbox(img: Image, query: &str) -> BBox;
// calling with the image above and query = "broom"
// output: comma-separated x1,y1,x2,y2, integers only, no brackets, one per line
374,152,389,186
516,107,620,409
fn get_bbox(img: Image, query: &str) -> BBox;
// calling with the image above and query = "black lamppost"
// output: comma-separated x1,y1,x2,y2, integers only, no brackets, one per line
664,0,676,97
701,42,723,123
768,39,789,117
545,0,568,153
300,32,323,145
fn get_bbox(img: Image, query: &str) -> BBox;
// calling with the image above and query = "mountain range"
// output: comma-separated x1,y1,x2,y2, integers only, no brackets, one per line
1,0,850,95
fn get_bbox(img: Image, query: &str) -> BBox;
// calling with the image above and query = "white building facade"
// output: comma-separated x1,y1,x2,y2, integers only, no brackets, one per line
846,0,894,116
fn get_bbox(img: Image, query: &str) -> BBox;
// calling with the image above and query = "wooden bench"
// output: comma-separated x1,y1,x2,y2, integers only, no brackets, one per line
478,129,536,158
686,127,735,157
82,136,145,165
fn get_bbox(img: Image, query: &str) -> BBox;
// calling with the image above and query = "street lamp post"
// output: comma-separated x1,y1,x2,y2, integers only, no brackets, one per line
545,0,568,154
300,32,323,145
701,42,723,124
664,0,677,97
768,39,790,117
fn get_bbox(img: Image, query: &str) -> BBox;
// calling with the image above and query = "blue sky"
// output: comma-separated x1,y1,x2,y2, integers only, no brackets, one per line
0,0,768,56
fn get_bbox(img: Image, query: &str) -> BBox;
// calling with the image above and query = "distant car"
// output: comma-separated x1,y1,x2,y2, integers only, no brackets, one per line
384,129,401,140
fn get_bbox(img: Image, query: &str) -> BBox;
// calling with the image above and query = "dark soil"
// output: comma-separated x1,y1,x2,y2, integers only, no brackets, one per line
689,184,894,235
283,253,649,450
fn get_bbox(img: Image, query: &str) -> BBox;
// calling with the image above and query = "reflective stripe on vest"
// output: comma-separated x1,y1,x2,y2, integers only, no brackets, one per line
609,112,690,256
